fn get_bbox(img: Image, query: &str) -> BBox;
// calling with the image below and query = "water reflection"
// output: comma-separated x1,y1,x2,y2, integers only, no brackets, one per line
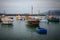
1,24,13,30
26,25,37,32
47,22,60,24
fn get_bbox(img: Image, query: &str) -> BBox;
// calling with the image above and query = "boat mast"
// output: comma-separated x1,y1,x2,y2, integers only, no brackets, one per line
31,6,33,14
38,10,40,14
4,10,6,15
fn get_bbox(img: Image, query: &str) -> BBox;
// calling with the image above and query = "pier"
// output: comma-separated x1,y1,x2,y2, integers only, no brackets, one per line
0,14,46,16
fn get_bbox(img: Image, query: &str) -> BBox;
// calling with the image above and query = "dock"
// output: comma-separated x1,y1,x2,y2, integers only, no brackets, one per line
0,14,46,16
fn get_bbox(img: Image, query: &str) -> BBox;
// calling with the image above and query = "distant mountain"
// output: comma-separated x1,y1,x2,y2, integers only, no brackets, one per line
43,10,60,16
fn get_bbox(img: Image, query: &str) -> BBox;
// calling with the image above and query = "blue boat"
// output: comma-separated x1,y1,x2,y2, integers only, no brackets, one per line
36,27,47,34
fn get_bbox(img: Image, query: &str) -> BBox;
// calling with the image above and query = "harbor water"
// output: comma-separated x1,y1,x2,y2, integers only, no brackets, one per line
0,16,60,40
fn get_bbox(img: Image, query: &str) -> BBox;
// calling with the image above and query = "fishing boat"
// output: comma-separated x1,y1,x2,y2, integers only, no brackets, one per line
24,16,31,20
26,18,40,27
1,15,13,25
26,6,40,27
46,15,59,22
47,17,59,22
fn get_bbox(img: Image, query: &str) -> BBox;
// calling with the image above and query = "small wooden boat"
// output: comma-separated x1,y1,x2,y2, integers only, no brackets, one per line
27,18,39,23
26,18,40,27
24,16,31,20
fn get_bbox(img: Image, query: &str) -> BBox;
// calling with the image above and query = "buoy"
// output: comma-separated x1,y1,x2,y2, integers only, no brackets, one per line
36,27,47,34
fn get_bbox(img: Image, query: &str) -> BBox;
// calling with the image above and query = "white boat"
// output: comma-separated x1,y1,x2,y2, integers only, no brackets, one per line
34,16,48,22
1,16,13,24
40,19,48,22
16,15,22,20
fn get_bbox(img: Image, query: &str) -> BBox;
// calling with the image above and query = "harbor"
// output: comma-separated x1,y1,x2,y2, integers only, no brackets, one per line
0,16,60,40
0,11,60,40
0,0,60,40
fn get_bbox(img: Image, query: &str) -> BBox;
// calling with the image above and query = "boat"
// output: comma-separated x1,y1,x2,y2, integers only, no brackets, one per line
16,15,22,20
36,27,47,34
8,16,13,19
47,17,59,22
0,16,2,22
1,15,13,25
47,15,59,22
40,19,48,22
26,18,40,27
26,6,40,27
34,16,48,22
24,16,31,20
2,21,13,25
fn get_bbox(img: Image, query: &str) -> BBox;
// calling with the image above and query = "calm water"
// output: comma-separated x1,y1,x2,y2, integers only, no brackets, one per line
0,16,60,40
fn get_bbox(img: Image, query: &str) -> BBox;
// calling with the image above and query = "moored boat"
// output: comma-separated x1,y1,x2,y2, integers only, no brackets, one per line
1,15,13,25
16,15,22,20
48,17,59,22
0,16,2,22
26,18,40,27
36,27,47,34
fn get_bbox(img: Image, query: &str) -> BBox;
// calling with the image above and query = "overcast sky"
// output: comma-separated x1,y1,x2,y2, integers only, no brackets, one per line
0,0,60,14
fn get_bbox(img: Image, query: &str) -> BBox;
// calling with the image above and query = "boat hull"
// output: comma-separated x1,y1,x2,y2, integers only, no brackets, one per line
36,27,47,34
27,20,40,27
2,22,13,25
